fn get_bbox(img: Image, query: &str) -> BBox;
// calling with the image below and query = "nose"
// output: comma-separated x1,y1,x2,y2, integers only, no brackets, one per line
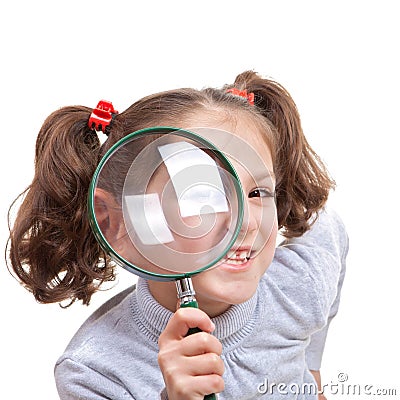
240,199,259,235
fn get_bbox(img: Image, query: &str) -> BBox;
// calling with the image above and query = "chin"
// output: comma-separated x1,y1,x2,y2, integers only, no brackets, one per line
197,281,259,308
192,253,272,312
225,284,259,304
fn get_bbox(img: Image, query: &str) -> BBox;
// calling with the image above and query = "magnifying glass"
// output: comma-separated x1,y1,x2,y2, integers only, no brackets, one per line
88,127,244,399
88,126,276,399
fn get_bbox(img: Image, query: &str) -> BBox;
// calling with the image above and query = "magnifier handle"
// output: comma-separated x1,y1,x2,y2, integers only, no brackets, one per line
180,302,217,400
176,281,217,400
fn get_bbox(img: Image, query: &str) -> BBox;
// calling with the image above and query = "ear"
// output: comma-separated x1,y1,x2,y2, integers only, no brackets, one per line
94,188,125,248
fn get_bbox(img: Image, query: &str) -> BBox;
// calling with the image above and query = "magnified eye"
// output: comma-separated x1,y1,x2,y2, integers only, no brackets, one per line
248,188,275,198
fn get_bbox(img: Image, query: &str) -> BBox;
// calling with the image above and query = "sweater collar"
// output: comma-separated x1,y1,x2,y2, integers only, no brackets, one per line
131,278,260,350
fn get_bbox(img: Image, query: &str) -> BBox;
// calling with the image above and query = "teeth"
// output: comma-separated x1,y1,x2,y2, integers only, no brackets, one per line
225,258,247,265
225,250,250,263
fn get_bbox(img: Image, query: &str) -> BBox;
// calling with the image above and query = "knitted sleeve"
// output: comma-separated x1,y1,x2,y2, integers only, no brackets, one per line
55,358,134,399
278,206,349,370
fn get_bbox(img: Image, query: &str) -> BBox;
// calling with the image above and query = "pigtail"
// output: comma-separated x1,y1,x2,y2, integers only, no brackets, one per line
7,106,115,305
232,71,335,237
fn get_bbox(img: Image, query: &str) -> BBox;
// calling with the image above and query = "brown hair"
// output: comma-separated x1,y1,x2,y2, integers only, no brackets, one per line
6,71,335,305
230,71,335,236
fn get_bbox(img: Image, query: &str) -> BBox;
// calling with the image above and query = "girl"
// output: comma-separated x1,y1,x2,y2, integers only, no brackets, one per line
7,71,348,399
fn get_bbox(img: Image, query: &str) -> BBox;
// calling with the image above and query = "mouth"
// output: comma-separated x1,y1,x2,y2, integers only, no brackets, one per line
222,248,253,266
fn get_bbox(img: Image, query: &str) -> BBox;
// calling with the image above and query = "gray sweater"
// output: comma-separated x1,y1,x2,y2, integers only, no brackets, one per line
55,207,348,399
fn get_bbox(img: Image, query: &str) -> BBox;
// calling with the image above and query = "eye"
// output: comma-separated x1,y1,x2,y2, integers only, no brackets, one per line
248,188,275,198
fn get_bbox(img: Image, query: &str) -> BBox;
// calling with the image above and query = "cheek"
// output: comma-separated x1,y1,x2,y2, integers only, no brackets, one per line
257,217,278,268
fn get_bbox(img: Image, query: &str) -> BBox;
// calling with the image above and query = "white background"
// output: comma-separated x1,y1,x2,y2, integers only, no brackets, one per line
1,1,399,398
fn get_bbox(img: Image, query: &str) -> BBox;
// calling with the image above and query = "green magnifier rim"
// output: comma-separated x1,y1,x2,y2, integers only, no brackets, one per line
88,126,244,281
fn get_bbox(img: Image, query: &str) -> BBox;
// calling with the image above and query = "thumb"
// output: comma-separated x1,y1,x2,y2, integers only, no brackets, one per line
161,307,215,342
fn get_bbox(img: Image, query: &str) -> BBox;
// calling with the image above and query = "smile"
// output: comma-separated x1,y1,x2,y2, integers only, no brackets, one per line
224,250,250,265
222,249,253,266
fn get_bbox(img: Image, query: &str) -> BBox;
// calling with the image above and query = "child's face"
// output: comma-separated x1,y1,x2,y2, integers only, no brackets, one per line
148,111,278,316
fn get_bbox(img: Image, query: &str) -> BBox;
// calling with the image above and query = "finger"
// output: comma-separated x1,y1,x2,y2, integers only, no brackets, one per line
186,374,225,398
179,331,223,357
165,374,225,400
182,352,225,377
159,308,215,343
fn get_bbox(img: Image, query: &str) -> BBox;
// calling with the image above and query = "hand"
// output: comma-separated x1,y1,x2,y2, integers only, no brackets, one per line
158,307,224,399
310,370,327,400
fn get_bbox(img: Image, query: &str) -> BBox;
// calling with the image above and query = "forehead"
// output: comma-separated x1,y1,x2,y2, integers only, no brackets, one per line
181,110,274,176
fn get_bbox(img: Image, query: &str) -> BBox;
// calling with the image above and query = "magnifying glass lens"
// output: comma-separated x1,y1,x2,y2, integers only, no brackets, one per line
90,128,243,279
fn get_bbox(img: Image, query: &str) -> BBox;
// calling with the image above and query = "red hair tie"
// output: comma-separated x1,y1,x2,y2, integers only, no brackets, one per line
88,100,119,134
226,88,255,106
